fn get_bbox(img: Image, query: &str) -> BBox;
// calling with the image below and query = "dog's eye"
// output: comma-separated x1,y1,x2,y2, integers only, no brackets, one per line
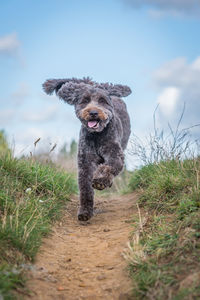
98,97,107,104
81,97,90,104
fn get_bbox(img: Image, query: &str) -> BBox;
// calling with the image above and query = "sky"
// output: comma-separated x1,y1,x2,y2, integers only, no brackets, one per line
1,0,200,168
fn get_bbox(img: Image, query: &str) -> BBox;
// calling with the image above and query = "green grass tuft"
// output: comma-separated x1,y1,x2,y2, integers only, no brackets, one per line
128,158,200,299
0,152,77,298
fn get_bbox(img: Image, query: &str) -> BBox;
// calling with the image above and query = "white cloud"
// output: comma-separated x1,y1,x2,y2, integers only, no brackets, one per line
12,82,29,100
155,57,200,87
154,56,200,132
10,82,30,105
122,0,200,17
191,57,200,70
0,33,20,56
0,109,15,126
0,82,30,108
158,87,180,116
22,105,59,122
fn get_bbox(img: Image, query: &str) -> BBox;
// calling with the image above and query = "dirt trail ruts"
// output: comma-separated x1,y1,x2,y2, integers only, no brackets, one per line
26,193,137,300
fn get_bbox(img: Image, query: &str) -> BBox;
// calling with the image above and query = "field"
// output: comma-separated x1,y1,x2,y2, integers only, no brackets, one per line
1,129,200,299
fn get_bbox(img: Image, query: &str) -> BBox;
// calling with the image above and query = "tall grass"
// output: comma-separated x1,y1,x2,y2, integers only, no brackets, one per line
126,110,200,299
129,105,200,166
0,150,77,299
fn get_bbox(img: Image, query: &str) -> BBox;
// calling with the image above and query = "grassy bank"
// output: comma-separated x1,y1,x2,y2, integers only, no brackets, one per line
0,152,77,299
127,158,200,299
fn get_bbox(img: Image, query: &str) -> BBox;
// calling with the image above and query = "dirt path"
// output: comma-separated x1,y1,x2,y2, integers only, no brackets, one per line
26,193,137,300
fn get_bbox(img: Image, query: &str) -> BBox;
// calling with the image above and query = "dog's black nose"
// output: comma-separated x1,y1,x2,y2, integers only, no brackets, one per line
89,110,98,118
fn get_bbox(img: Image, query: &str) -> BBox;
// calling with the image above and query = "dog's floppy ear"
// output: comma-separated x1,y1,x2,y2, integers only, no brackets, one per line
42,77,93,96
57,82,88,105
98,83,132,97
42,79,70,95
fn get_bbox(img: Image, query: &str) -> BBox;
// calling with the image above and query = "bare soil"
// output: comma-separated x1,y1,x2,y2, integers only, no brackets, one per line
26,193,137,300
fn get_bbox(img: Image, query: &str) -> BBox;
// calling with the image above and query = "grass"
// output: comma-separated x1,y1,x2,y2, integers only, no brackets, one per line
127,158,200,299
0,152,77,299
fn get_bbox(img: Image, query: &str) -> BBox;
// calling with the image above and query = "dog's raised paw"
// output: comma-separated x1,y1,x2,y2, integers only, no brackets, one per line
92,180,106,190
92,178,113,190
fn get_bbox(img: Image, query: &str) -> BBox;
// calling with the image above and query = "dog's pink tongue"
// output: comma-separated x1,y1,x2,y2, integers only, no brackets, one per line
88,121,97,128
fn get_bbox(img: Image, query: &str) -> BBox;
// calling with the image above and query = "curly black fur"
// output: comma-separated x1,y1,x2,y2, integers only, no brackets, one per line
43,77,132,221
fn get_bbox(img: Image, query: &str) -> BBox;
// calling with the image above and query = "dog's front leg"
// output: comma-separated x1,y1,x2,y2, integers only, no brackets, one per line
77,154,95,221
92,142,124,190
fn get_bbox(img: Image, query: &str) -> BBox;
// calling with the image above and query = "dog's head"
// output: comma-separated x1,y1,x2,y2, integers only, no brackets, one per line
43,77,131,133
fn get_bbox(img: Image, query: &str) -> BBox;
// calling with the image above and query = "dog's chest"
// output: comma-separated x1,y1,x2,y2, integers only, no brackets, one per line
81,135,104,164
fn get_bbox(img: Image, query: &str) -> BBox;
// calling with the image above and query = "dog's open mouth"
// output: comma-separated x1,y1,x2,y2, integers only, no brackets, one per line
88,120,100,129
